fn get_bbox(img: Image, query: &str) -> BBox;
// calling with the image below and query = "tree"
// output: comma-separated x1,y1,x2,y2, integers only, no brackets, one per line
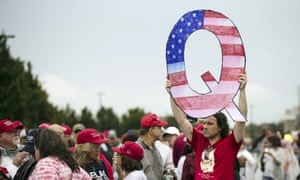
120,107,148,134
0,33,64,128
55,104,79,128
78,107,97,129
163,115,178,127
245,123,264,140
96,106,120,133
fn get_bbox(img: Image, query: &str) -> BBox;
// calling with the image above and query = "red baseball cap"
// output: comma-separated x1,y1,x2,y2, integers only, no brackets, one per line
140,114,168,129
61,124,72,135
0,119,23,133
112,141,144,161
38,122,51,129
77,128,107,144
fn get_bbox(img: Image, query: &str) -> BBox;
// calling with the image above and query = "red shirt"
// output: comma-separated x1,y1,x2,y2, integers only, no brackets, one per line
191,129,241,180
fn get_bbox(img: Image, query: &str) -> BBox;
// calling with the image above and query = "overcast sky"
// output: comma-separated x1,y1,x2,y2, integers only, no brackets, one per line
1,0,299,126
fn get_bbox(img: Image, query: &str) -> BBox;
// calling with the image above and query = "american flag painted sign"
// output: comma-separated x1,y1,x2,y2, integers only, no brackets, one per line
166,10,246,122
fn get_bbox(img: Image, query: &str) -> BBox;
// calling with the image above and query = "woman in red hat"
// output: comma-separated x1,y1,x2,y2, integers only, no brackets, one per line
112,141,146,180
75,128,113,180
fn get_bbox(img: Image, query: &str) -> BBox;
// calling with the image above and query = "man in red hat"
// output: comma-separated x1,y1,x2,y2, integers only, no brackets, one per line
166,73,248,180
136,113,168,179
0,119,28,177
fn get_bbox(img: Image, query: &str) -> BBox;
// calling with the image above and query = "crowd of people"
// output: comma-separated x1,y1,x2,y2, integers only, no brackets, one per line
1,73,300,180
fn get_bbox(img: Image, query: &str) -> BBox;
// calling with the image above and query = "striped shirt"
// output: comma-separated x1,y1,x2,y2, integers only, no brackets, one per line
29,156,90,180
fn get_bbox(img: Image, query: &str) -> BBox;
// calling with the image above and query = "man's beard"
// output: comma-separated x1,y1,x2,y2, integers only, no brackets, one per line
204,132,219,140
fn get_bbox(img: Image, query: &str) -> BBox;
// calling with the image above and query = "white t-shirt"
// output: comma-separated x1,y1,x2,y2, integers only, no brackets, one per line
1,155,18,177
262,147,285,180
124,170,147,180
237,149,257,180
176,155,186,180
0,145,23,178
155,140,174,170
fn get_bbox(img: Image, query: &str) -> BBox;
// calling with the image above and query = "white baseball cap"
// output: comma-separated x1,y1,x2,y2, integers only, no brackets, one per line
163,126,180,136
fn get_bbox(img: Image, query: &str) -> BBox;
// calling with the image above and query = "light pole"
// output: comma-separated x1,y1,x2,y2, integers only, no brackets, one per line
97,92,104,108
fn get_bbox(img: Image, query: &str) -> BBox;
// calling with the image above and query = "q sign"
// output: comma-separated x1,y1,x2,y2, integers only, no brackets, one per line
166,10,246,122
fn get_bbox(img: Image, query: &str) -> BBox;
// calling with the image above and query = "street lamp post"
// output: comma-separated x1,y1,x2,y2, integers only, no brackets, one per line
97,92,104,108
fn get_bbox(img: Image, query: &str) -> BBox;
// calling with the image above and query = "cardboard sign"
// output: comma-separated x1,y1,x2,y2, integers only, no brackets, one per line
166,10,246,121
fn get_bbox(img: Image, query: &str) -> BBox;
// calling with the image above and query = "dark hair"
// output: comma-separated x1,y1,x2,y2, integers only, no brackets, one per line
139,128,150,136
122,134,139,143
186,114,198,125
182,144,193,155
34,129,79,171
213,112,229,138
121,155,143,173
267,135,281,148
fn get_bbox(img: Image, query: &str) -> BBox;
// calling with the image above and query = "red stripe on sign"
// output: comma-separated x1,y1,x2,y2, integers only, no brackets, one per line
175,94,233,110
169,72,187,86
201,71,217,82
221,44,245,56
205,10,226,18
204,25,239,37
220,67,243,81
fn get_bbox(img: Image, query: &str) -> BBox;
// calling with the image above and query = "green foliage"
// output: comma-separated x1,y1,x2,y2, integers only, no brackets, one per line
59,104,79,125
96,106,120,133
78,107,97,130
0,34,62,128
163,115,178,127
120,107,148,134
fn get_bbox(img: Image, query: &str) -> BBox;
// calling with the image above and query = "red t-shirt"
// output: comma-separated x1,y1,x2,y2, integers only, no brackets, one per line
191,129,241,180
